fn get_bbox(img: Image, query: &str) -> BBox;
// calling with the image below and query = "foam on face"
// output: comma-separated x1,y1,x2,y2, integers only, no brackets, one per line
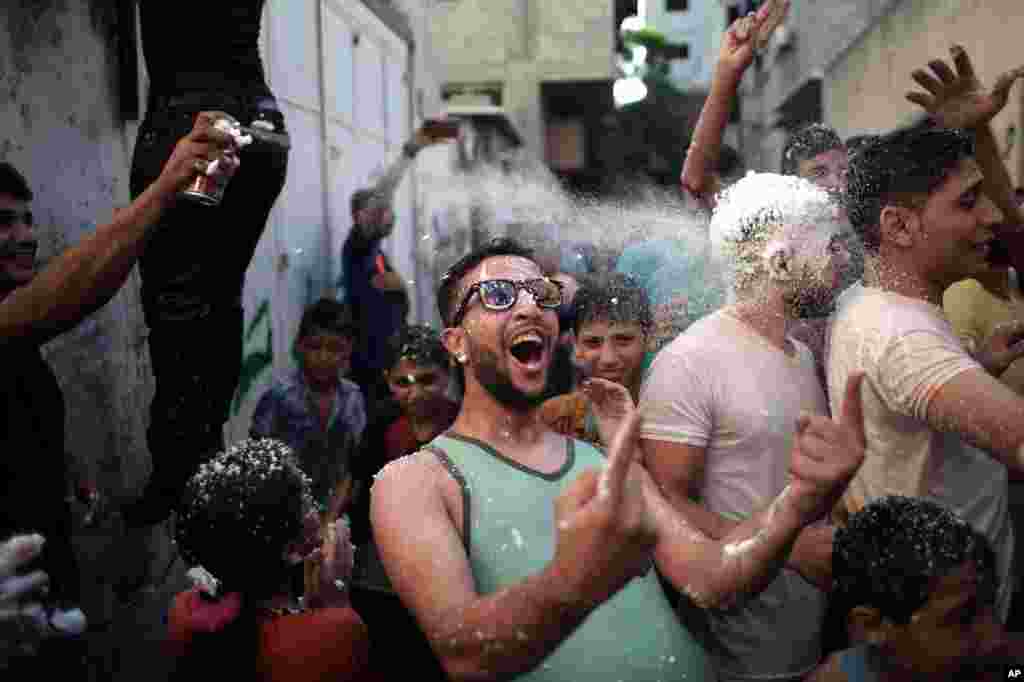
709,172,843,296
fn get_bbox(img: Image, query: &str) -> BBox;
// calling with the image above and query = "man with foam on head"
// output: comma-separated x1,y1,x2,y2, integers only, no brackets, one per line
641,172,852,682
370,237,866,682
828,123,1024,623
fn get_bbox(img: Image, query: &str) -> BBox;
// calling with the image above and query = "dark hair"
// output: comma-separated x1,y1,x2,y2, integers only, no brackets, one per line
717,143,745,182
384,324,448,372
0,162,33,202
844,126,974,252
172,438,314,682
780,123,844,176
437,237,536,327
833,496,996,626
572,272,652,335
297,298,356,341
844,134,881,158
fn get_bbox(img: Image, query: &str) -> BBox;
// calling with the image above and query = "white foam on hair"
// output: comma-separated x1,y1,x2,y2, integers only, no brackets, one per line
709,172,842,297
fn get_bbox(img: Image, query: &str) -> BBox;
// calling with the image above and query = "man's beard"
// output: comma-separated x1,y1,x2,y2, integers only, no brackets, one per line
786,275,838,320
468,342,547,412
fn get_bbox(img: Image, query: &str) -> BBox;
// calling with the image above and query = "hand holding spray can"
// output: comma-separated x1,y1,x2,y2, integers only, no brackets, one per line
180,115,254,207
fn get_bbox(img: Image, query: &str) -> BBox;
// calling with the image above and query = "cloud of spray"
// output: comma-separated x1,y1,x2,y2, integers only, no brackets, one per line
414,155,726,331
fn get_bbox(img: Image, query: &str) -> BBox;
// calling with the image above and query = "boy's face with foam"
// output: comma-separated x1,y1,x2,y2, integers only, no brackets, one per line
876,561,992,678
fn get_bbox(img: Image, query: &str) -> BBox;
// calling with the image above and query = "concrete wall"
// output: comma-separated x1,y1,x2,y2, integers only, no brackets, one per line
430,0,615,156
825,0,1024,185
642,0,719,91
0,0,441,483
226,0,440,442
0,0,151,494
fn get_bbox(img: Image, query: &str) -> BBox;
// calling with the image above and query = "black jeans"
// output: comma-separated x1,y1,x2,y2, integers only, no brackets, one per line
122,91,288,528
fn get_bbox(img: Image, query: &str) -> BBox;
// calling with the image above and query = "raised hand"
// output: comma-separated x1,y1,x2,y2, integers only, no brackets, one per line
580,377,636,447
551,411,657,606
975,320,1024,377
786,373,867,525
716,0,790,78
154,110,242,199
907,45,1024,130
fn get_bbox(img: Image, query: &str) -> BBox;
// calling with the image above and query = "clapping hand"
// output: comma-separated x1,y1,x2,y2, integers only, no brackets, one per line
551,411,657,606
580,377,636,448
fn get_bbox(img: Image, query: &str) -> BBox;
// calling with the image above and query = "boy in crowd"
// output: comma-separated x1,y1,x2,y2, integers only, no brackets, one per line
251,298,366,521
811,496,1018,681
349,324,457,682
539,272,652,446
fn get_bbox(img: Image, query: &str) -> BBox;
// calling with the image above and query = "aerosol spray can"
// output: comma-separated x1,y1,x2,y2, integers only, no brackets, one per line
180,115,253,207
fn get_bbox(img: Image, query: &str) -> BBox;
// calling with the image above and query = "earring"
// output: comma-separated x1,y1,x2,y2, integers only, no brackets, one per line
456,353,467,364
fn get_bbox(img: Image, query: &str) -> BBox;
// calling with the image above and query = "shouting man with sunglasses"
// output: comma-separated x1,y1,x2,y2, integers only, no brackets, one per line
369,237,868,681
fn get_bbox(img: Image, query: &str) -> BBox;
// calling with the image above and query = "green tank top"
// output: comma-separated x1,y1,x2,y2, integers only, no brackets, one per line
429,433,714,682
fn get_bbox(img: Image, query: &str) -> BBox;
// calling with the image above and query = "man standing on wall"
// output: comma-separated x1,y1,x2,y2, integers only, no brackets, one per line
118,1,290,594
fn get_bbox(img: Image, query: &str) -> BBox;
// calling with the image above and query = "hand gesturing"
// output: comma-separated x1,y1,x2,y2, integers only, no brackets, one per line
907,45,1024,130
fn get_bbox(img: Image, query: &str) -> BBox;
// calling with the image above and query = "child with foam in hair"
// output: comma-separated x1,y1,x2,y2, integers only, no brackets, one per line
166,438,373,682
810,495,1021,681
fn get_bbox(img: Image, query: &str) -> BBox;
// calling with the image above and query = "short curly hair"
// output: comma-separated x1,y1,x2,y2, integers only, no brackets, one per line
572,272,652,335
384,324,448,371
175,438,314,598
781,123,844,177
833,496,997,625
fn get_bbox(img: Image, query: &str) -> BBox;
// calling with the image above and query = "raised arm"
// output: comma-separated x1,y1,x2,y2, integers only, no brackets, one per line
364,121,456,207
906,45,1024,265
649,373,865,608
0,112,237,346
371,413,656,682
681,0,789,204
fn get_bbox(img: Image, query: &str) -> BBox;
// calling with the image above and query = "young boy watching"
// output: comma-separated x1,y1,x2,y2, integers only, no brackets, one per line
250,298,366,520
348,324,457,682
538,272,652,446
811,495,1019,681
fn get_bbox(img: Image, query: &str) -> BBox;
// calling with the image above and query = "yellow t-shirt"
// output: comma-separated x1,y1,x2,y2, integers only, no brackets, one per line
943,272,1024,395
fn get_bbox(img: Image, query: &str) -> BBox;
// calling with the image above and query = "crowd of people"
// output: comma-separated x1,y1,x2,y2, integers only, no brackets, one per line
5,0,1024,679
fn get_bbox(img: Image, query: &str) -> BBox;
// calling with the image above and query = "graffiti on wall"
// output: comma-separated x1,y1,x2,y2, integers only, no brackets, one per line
232,299,273,415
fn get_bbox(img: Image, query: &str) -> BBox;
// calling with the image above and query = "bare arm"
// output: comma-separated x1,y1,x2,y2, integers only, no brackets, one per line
372,414,656,682
0,111,237,346
642,439,738,540
926,368,1024,472
680,1,788,202
643,439,833,590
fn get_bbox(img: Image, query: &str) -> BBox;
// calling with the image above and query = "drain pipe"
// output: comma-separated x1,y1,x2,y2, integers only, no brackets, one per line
316,0,335,298
407,17,422,323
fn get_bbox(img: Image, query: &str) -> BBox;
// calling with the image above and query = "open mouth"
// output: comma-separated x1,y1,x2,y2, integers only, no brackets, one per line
509,332,546,368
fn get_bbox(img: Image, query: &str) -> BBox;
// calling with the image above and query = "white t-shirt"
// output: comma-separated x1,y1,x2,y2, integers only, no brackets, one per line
826,284,1013,620
640,309,827,681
